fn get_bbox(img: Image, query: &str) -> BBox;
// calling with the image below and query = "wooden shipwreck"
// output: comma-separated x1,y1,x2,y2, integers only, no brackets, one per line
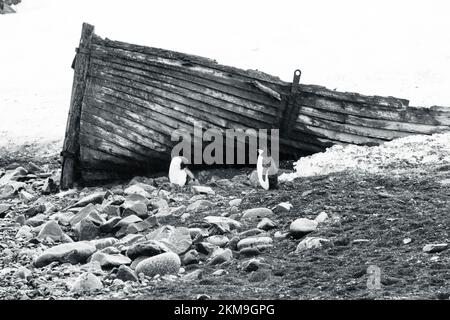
61,23,450,188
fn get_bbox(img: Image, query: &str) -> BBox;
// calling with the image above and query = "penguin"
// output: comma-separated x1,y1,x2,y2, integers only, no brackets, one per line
168,156,196,186
256,149,278,190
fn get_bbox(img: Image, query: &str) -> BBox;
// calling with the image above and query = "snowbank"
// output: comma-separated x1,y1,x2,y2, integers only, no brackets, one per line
280,132,450,181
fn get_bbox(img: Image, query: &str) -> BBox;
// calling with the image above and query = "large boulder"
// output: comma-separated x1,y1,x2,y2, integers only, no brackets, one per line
34,241,97,267
135,252,181,277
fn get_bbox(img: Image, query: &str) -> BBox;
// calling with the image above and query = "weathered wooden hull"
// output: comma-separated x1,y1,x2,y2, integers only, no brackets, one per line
61,23,450,188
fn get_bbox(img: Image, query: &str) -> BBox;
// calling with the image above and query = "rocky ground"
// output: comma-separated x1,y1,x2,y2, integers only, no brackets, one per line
1,134,450,300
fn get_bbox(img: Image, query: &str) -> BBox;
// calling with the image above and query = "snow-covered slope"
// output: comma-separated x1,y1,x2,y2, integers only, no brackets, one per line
1,0,450,146
279,132,450,181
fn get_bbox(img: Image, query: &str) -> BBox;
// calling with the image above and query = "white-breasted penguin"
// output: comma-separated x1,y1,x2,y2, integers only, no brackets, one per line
169,156,196,186
256,149,278,190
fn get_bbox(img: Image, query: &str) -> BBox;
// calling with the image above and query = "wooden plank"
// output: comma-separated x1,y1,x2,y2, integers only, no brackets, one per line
289,130,347,148
85,80,195,131
301,95,450,126
80,118,169,162
296,114,411,140
89,65,278,123
80,145,142,167
279,136,327,154
299,84,409,108
91,37,289,87
297,105,450,134
89,57,281,117
85,82,234,150
89,49,286,110
61,23,94,189
81,106,170,152
294,122,385,145
88,73,270,130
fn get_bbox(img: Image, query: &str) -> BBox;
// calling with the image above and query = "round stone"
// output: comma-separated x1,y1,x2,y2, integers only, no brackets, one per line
135,252,181,277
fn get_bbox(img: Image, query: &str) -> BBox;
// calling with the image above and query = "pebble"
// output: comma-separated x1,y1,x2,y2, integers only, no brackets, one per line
182,269,203,281
99,217,122,233
289,218,318,238
188,227,210,240
149,197,169,210
70,272,103,292
423,243,448,253
25,214,47,227
196,242,219,255
146,226,192,255
204,216,242,230
242,258,270,272
241,208,274,220
23,204,46,218
257,218,277,231
186,200,214,212
237,236,273,252
181,249,200,266
116,265,139,282
14,266,32,280
124,184,153,198
273,202,292,213
19,190,37,203
122,201,148,219
90,237,118,250
228,198,242,207
68,192,105,209
90,252,131,268
34,241,97,267
295,237,330,253
156,206,186,224
37,220,73,243
100,205,121,218
41,178,58,195
206,235,229,247
239,228,266,238
314,212,329,223
274,231,290,240
16,225,33,240
212,269,228,276
75,219,100,241
115,234,144,247
50,211,75,226
403,238,412,245
14,214,26,225
69,204,99,227
248,270,271,282
227,236,240,251
135,252,181,277
192,186,215,195
125,219,156,234
115,215,143,229
0,203,11,217
126,240,171,260
208,248,233,265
